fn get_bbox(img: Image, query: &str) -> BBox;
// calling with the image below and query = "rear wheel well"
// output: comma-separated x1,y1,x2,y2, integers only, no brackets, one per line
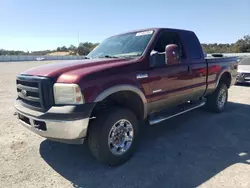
219,72,231,88
91,91,145,121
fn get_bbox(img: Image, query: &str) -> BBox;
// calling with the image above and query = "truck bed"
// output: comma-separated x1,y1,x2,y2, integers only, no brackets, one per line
205,56,237,62
205,56,238,88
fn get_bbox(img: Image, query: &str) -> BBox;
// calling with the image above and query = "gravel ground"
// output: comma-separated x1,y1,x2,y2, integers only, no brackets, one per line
0,61,250,188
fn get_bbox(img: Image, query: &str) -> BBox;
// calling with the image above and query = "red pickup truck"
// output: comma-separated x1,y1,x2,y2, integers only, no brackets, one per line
15,28,238,166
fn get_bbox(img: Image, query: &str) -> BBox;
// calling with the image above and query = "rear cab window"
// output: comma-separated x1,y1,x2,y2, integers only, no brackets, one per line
182,31,204,61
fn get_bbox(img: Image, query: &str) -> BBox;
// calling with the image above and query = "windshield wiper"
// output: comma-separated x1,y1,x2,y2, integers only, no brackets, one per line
98,55,120,58
82,56,91,59
122,54,141,58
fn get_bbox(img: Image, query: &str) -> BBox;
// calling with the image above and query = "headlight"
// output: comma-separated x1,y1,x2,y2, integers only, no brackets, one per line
53,83,84,105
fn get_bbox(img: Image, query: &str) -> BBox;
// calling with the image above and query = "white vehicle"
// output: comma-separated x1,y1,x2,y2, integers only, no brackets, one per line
236,57,250,84
36,57,45,61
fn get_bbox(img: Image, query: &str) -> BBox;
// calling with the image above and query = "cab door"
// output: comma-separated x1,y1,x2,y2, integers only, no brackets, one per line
145,31,194,113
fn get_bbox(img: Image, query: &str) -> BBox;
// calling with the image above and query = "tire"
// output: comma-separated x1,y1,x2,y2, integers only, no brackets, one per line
206,83,228,113
88,107,139,166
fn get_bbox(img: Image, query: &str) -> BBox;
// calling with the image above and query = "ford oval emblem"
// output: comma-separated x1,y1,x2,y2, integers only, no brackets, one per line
21,90,27,97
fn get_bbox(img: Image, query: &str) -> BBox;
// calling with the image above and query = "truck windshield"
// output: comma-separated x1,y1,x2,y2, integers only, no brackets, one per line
86,30,154,59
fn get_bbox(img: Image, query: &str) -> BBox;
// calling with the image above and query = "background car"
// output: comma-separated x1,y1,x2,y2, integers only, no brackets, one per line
236,57,250,84
36,57,45,61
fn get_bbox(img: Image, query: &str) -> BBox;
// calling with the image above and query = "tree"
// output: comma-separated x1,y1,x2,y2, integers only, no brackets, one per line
201,34,250,53
60,46,68,52
77,42,99,55
68,45,76,51
78,44,90,55
235,35,250,52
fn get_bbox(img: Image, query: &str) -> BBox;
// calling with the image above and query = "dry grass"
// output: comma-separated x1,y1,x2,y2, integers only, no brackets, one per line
46,51,71,56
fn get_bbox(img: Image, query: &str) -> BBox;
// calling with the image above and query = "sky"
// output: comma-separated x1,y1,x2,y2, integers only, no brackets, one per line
1,0,249,51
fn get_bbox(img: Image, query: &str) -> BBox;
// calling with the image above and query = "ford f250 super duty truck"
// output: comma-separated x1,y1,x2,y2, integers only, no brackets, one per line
14,28,238,166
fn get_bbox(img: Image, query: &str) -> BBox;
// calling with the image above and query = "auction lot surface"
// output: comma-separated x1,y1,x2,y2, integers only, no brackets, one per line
0,61,250,188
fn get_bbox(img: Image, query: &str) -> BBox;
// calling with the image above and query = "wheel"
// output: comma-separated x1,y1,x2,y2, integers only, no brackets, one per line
88,107,139,166
206,83,228,113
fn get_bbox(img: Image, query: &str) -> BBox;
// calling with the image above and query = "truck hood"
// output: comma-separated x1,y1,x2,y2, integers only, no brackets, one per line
22,58,135,82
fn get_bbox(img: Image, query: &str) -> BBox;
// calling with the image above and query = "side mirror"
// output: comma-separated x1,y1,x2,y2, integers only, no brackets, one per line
165,44,180,65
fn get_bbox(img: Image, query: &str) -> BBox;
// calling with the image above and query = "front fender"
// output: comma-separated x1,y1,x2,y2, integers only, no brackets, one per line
94,84,148,119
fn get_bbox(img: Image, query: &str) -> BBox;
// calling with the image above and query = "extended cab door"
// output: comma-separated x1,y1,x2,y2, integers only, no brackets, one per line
181,31,207,99
146,31,195,113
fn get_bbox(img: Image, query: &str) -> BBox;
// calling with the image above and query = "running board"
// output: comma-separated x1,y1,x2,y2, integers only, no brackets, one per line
149,101,206,125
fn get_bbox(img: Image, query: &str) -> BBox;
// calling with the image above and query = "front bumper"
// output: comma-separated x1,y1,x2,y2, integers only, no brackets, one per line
14,99,95,144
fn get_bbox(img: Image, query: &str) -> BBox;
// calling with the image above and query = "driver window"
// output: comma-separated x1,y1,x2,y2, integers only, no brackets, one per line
154,32,185,59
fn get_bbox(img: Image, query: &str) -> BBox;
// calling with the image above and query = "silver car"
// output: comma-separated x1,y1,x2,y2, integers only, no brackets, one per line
236,57,250,84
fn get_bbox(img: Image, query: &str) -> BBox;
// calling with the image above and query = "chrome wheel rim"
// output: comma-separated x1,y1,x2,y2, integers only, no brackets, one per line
108,119,134,156
218,88,227,108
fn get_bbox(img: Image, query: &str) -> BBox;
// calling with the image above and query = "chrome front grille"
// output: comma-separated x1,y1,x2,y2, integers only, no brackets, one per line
16,75,54,111
242,73,250,77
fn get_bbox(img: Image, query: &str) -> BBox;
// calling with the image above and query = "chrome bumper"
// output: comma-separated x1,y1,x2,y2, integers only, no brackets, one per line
17,111,89,144
14,100,93,144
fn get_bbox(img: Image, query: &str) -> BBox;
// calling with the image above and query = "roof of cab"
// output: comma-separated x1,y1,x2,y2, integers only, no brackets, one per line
110,27,194,37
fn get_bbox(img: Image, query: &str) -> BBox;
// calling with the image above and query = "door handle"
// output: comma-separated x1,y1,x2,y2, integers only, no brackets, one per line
188,66,192,74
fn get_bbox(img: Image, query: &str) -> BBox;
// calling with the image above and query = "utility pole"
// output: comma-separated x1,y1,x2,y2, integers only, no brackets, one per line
77,31,80,56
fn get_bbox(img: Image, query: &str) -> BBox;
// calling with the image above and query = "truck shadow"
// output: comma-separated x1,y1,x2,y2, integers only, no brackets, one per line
39,102,250,188
235,83,250,87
